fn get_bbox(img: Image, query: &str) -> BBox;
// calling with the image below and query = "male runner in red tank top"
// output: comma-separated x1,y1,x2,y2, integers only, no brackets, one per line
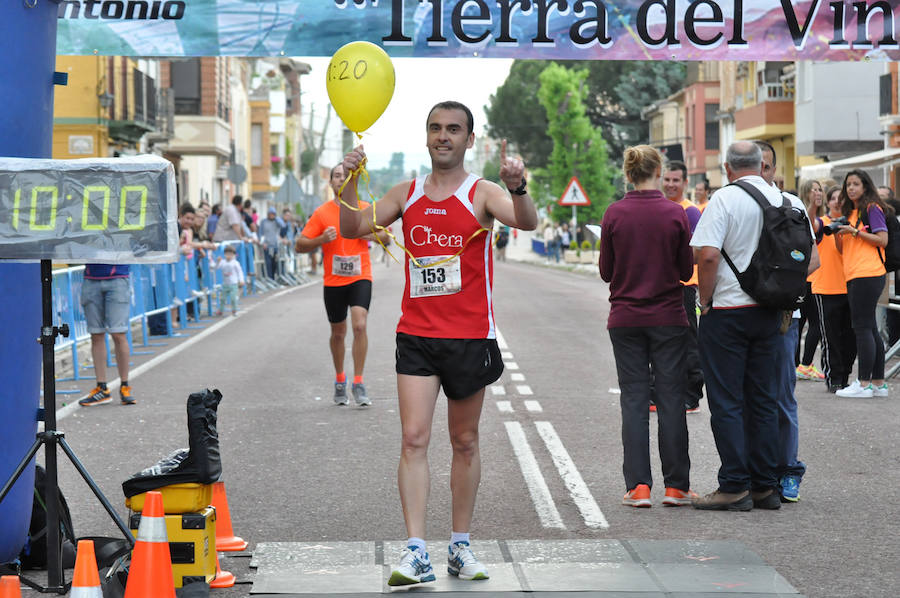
340,101,537,587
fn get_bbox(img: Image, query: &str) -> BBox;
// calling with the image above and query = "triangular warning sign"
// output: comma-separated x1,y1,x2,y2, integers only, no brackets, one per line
558,176,591,206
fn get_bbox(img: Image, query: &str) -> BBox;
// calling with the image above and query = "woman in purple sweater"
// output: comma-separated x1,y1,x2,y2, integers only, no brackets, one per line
599,145,696,508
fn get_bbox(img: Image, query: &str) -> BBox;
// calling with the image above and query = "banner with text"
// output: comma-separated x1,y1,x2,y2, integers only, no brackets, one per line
56,0,900,60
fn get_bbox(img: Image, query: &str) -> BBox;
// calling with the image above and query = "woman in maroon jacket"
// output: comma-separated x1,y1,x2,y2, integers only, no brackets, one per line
599,145,696,509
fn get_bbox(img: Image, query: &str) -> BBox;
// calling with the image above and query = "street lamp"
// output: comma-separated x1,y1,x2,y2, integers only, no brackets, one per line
98,92,113,109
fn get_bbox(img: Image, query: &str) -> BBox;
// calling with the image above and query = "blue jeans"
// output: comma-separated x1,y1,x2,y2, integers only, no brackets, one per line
776,319,806,479
699,307,781,493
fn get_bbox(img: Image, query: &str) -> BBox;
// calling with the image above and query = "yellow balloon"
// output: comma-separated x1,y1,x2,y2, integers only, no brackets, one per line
326,41,395,134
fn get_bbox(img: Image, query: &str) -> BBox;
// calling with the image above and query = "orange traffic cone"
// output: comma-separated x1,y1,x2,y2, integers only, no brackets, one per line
211,481,247,551
71,540,102,598
209,551,235,589
0,576,22,598
124,491,175,598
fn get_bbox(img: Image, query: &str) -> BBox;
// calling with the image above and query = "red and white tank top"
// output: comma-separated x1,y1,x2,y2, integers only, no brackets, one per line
397,174,495,339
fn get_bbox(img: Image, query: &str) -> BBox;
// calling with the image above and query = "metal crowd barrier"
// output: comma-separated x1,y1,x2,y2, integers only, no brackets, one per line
52,241,308,383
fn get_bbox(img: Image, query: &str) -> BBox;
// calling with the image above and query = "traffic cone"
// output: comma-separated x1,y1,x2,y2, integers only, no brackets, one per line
124,491,175,598
0,576,22,598
71,540,102,598
209,551,235,589
210,481,247,551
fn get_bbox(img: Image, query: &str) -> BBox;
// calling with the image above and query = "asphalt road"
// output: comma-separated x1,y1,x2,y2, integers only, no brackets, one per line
27,253,900,597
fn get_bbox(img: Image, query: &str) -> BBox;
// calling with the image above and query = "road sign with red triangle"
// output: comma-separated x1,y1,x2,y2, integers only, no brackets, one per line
558,176,591,206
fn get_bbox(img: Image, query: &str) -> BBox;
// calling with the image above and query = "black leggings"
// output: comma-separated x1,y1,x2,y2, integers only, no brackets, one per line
796,282,821,366
846,275,886,381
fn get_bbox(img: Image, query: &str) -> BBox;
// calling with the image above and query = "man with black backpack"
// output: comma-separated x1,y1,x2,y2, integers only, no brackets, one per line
689,141,818,512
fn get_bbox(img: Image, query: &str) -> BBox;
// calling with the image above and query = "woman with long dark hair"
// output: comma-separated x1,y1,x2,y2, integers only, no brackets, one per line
814,186,856,392
796,179,825,380
834,170,891,398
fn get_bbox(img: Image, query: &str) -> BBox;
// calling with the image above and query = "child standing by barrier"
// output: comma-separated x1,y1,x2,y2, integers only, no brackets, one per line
215,245,245,316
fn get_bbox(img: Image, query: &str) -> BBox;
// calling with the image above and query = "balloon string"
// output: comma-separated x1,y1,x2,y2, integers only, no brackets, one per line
336,158,490,270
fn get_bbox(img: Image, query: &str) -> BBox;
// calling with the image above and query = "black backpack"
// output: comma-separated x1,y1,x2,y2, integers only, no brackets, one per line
18,465,77,569
857,206,900,272
721,180,813,311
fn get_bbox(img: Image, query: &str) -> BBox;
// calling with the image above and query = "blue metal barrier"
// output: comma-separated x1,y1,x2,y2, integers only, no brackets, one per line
51,241,301,380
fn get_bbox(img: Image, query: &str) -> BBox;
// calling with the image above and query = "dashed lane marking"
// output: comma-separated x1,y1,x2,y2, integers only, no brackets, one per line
496,330,508,350
535,421,609,529
497,401,514,413
511,373,525,381
504,421,565,529
491,385,507,395
524,400,543,412
506,362,520,370
516,385,533,395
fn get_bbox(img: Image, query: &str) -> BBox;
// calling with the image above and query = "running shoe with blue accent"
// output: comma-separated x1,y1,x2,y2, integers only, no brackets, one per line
447,541,489,581
333,381,349,406
780,474,801,503
388,547,435,586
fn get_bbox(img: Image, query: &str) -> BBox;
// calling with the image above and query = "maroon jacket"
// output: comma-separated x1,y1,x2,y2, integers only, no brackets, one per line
599,189,694,328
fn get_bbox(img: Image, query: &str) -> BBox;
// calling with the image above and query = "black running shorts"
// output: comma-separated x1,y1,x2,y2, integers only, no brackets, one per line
323,280,372,323
395,332,504,400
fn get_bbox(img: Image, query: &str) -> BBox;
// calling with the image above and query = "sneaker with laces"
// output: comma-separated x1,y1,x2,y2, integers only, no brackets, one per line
388,547,435,586
692,489,752,511
807,365,825,380
352,382,371,406
685,404,702,414
447,542,489,581
79,386,111,407
869,383,889,397
795,365,812,380
622,484,651,507
780,475,800,503
119,385,136,405
662,487,698,506
333,381,349,406
836,380,873,398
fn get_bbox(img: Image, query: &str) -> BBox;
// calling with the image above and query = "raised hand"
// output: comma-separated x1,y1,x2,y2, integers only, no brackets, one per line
499,139,526,191
342,145,366,176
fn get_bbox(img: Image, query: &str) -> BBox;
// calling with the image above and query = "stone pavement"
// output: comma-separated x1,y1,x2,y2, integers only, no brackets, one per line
248,539,801,596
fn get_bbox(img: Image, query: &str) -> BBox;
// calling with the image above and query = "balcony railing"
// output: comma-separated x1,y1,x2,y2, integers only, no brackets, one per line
757,83,794,103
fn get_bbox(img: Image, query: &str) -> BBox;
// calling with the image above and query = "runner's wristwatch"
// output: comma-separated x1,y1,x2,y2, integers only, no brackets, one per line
508,178,528,196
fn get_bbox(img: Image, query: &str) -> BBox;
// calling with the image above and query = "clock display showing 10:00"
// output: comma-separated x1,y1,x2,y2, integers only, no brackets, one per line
11,183,149,232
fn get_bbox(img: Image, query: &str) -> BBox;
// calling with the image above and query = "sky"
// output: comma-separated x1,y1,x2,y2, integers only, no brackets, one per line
295,57,514,173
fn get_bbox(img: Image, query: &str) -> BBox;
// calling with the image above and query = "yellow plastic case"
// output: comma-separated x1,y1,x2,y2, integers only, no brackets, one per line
125,483,213,514
129,506,217,588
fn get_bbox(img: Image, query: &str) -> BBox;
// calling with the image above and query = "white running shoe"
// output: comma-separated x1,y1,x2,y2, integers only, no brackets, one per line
836,380,873,398
333,381,349,406
447,542,489,581
388,547,435,586
869,383,889,397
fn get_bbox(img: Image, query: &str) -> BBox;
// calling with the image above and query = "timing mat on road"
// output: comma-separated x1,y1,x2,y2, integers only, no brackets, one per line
248,539,801,596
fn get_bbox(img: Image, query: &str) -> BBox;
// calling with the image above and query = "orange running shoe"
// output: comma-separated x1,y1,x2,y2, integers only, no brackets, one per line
622,484,651,507
120,385,136,405
662,487,699,506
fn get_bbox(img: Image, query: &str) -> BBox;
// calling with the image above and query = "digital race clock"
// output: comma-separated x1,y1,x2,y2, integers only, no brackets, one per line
0,155,177,263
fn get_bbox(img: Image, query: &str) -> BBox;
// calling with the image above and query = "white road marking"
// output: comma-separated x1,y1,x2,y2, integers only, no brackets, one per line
491,385,506,395
535,421,609,529
56,281,316,421
504,422,565,529
497,401,514,413
501,352,514,360
511,373,525,381
496,330,508,350
506,362,519,370
524,400,543,412
608,387,621,394
516,385,533,395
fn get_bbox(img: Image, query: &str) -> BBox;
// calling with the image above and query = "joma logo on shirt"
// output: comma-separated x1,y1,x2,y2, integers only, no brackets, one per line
409,225,463,248
424,208,447,216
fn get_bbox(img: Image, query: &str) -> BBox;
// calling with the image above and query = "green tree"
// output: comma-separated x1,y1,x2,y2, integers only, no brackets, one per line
536,64,615,223
486,60,686,169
